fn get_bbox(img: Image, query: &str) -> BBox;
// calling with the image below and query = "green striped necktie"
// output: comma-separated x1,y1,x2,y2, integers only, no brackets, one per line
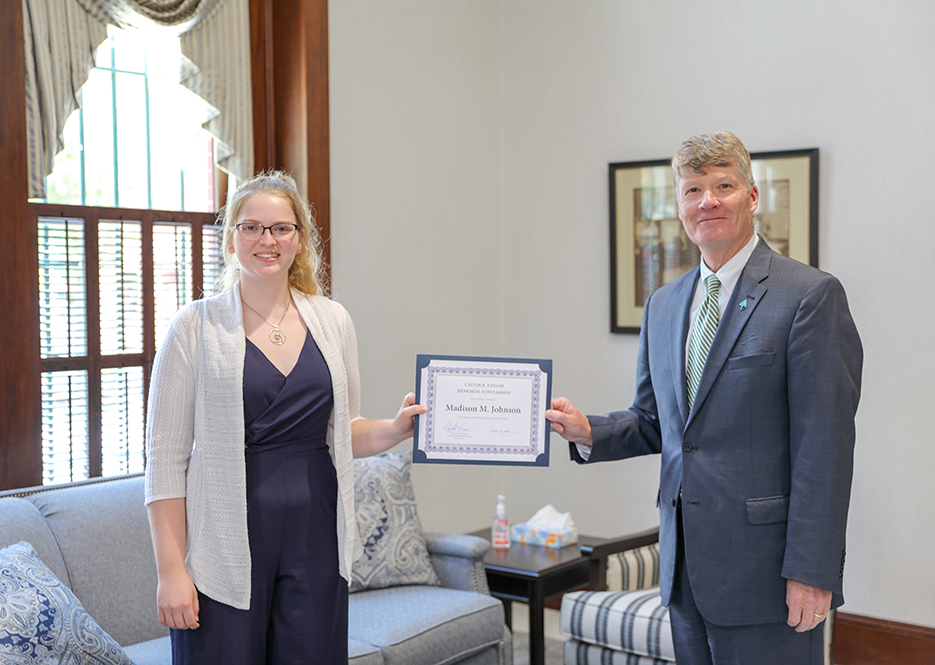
686,274,721,409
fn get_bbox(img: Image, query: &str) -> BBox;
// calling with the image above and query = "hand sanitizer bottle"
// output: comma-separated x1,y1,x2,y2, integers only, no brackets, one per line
492,495,510,549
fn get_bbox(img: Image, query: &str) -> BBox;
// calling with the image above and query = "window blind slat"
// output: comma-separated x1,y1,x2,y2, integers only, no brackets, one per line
99,220,143,355
38,218,87,359
41,370,89,485
101,367,144,477
202,225,222,298
153,223,192,350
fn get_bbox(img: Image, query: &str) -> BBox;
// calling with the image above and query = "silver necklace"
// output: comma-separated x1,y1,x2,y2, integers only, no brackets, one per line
242,299,290,345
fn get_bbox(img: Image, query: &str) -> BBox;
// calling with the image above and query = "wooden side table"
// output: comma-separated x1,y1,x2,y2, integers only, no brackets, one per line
470,528,606,665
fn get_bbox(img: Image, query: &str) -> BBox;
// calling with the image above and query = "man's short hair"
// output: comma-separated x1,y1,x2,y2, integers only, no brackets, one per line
671,131,755,191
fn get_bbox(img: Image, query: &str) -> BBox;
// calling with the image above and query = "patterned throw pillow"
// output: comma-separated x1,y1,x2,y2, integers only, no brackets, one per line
350,448,440,592
0,541,133,665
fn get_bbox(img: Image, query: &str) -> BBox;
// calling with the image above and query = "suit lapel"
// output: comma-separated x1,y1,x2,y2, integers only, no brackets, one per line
669,269,699,425
686,239,772,424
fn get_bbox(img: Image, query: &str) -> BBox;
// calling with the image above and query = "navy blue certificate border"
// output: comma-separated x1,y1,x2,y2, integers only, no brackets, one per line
412,354,552,467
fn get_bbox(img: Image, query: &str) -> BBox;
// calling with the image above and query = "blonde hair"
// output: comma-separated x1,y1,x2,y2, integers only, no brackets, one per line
217,170,327,296
671,131,755,191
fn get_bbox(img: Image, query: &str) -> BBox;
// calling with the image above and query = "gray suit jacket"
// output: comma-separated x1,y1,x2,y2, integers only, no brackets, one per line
575,238,862,626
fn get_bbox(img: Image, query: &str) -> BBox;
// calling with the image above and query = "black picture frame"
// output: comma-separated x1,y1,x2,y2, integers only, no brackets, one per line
610,148,819,333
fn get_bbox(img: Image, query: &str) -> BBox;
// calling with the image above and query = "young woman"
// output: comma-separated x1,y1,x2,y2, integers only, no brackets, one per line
145,171,424,664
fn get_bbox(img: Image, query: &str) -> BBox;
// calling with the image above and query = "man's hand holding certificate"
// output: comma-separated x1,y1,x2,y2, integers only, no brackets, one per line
413,355,552,466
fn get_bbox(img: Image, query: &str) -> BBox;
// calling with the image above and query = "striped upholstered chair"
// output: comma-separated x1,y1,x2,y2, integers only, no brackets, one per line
560,527,673,664
559,527,836,665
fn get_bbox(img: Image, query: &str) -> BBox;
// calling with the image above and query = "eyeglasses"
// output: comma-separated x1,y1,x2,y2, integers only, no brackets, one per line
235,222,299,241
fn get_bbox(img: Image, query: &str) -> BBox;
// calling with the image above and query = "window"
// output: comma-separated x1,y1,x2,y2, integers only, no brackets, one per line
44,27,217,211
35,26,225,485
36,206,222,485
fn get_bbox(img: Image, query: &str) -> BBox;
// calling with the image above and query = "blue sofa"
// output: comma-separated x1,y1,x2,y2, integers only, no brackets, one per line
0,474,512,665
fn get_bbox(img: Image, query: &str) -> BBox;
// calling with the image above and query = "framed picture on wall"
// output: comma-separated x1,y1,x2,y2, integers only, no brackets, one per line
609,148,818,333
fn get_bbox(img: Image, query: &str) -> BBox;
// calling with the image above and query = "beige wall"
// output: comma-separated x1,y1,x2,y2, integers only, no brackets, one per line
329,0,935,628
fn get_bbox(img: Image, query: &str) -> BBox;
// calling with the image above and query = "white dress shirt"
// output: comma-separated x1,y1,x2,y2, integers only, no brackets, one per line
685,232,759,361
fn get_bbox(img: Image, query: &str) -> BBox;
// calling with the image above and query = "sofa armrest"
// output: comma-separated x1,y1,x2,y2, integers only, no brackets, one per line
580,526,660,590
424,532,491,595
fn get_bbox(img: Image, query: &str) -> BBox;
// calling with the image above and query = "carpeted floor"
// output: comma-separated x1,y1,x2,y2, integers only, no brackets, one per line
510,604,567,665
511,631,565,665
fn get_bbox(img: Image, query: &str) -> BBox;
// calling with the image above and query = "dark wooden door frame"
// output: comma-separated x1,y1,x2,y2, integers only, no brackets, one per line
250,0,331,277
0,0,42,490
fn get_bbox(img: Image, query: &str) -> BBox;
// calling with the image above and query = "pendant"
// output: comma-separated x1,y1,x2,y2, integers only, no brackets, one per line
269,328,286,345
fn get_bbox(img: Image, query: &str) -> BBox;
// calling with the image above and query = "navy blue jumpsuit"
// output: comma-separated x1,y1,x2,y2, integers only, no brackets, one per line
172,330,348,664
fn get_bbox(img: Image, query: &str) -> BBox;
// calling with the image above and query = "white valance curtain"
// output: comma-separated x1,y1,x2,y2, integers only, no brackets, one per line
23,0,253,199
23,0,106,199
73,0,220,32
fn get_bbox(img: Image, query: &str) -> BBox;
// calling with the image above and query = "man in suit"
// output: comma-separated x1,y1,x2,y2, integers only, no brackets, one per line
547,132,862,664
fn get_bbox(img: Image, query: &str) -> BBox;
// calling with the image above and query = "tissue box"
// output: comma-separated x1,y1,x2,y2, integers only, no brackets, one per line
510,523,578,549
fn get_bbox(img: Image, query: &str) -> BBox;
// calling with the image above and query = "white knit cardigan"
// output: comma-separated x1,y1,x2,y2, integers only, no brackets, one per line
144,286,363,610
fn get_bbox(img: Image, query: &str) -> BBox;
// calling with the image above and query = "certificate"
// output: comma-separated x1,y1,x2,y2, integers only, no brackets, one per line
413,354,552,466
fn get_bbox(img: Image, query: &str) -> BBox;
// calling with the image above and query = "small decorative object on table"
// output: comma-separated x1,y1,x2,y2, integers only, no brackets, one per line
492,494,511,549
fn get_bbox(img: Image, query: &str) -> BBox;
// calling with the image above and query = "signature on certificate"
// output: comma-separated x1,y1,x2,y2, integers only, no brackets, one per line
442,421,472,433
